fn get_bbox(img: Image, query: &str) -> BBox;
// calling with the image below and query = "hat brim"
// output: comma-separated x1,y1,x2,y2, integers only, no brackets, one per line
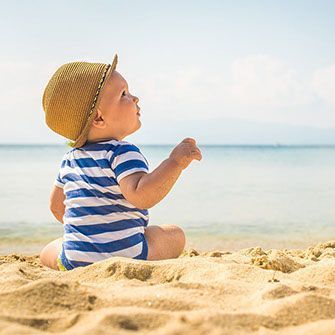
71,54,118,148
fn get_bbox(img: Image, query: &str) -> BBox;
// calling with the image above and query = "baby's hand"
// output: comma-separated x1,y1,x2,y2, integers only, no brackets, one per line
169,138,202,170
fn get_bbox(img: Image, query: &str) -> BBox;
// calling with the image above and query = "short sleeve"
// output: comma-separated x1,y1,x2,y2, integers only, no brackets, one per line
54,171,65,188
111,143,149,183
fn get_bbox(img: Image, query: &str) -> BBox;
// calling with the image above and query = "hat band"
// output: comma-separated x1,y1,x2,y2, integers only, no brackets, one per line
88,63,111,117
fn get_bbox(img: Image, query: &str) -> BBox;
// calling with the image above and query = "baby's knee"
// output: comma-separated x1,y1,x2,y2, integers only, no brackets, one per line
169,225,186,252
177,226,186,249
39,238,62,270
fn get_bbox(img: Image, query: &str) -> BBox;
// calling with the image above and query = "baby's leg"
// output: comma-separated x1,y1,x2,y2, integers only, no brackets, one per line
144,224,185,260
39,237,63,270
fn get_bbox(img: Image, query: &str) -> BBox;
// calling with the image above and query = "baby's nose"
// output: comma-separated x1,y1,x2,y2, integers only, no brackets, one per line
132,95,139,104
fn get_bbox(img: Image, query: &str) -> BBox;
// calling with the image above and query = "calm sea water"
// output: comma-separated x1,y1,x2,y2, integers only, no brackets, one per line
1,144,335,254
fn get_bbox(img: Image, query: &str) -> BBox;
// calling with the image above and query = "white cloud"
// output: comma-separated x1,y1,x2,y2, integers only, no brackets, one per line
133,55,315,124
133,55,335,128
131,66,221,108
227,55,314,107
0,61,59,107
137,55,314,112
311,64,335,106
0,61,63,143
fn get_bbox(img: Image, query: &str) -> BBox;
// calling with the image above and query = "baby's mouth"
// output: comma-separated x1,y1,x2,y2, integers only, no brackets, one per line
136,107,141,116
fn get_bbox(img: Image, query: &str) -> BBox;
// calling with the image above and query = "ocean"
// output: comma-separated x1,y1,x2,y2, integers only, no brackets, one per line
1,144,335,254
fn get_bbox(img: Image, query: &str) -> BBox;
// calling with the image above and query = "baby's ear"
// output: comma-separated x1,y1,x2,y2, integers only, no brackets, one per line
91,110,105,128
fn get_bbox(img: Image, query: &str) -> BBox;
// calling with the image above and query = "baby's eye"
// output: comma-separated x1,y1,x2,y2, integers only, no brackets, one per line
121,90,127,97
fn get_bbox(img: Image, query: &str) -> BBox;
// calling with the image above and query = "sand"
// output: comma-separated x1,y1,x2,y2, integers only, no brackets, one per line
0,240,334,335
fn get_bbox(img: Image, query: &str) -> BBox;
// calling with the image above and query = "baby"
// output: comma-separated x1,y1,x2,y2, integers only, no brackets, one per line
39,54,202,271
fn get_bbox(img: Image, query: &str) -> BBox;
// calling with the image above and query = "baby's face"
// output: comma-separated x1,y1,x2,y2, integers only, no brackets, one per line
87,70,141,142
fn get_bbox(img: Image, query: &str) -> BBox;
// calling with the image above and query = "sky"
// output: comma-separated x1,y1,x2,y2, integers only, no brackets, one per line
0,0,335,144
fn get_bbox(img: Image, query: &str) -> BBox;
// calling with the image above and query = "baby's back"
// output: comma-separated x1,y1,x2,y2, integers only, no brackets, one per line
55,139,150,269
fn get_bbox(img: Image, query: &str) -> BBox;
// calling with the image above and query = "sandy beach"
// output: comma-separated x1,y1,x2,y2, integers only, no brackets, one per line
0,240,334,334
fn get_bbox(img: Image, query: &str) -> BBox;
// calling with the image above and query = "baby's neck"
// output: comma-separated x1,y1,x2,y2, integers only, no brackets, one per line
86,136,119,144
87,128,122,143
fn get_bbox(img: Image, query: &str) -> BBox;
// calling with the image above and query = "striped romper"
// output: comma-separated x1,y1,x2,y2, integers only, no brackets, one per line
54,139,150,271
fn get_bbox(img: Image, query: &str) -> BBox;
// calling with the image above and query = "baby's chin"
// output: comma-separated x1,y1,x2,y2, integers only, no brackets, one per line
129,119,141,135
135,119,142,131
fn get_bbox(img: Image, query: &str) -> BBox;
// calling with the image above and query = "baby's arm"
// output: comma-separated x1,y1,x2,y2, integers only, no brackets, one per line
50,185,65,224
120,159,183,209
119,138,202,209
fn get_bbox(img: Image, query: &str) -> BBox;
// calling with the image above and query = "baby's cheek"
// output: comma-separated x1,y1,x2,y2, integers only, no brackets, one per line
124,100,136,110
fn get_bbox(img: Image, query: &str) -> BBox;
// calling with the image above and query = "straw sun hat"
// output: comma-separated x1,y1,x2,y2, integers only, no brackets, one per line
42,54,118,148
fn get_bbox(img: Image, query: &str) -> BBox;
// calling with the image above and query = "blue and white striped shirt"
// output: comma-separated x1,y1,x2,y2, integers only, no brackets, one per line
54,139,150,269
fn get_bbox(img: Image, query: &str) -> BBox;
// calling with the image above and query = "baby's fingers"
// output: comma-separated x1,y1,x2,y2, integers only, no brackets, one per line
192,148,202,161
